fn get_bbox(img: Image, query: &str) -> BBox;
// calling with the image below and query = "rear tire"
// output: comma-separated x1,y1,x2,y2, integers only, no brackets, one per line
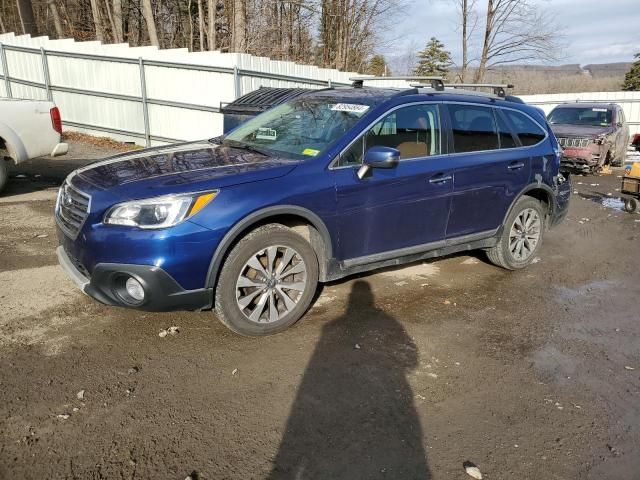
624,197,638,214
214,224,319,336
0,159,8,193
487,197,545,270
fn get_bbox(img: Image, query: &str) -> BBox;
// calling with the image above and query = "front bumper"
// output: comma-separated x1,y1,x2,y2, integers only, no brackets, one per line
56,246,213,312
560,145,604,170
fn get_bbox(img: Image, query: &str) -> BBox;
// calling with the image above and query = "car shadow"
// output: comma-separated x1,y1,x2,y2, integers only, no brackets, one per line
269,280,430,479
3,157,98,197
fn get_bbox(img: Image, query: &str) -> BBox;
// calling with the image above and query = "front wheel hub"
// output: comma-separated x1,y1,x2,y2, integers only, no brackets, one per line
235,245,308,324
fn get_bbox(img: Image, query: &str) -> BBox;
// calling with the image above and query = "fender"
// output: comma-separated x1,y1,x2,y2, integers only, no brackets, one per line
205,205,334,289
502,181,558,227
0,123,28,163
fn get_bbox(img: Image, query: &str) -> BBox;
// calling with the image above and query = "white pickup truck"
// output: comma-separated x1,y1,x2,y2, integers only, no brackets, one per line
0,98,68,192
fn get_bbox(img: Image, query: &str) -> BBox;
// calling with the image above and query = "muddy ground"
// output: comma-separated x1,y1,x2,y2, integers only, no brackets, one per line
1,142,639,479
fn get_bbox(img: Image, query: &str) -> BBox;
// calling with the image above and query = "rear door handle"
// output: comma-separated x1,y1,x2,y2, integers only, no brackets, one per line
429,174,452,184
508,162,525,171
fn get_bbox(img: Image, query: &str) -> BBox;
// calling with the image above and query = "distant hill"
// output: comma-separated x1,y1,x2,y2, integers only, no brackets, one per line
583,63,633,78
451,63,632,78
445,63,630,94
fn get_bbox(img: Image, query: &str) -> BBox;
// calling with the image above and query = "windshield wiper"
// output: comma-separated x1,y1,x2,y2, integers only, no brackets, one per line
223,140,271,156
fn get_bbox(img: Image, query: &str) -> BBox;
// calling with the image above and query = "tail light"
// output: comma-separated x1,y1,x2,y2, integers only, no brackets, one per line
50,107,63,134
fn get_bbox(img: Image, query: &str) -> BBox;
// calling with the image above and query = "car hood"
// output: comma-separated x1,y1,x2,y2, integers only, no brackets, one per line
72,141,302,199
550,124,614,138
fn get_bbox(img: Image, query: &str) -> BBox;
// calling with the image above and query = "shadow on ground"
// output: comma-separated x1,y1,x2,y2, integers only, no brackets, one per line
269,280,430,479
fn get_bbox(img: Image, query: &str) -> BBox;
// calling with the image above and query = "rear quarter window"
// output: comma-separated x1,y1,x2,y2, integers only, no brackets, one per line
504,110,547,146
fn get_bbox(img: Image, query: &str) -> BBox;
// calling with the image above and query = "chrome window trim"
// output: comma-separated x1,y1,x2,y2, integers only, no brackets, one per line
329,100,550,170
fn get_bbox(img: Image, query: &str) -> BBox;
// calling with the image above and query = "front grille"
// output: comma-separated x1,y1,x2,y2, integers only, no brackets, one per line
56,180,90,239
557,137,592,148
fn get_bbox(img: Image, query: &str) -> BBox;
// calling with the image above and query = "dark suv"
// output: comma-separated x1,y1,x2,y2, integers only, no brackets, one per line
548,103,629,172
56,84,571,336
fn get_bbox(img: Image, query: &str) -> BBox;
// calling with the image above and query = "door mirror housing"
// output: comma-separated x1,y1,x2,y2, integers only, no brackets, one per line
364,146,400,168
357,146,400,179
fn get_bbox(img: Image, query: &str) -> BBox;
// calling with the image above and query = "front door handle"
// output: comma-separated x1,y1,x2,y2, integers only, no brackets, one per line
508,162,525,171
429,174,452,184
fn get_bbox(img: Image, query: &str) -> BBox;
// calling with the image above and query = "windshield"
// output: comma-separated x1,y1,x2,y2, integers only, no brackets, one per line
547,107,612,127
222,97,371,158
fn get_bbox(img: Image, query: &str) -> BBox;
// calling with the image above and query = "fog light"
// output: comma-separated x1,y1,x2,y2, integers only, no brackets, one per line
125,277,145,302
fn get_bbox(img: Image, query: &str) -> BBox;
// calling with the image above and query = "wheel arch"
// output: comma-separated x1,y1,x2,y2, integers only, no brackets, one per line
205,205,334,290
0,124,27,163
504,183,556,228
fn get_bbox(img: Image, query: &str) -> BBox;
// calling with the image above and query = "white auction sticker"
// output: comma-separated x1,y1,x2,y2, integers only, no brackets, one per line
330,103,370,114
592,108,608,112
256,127,277,140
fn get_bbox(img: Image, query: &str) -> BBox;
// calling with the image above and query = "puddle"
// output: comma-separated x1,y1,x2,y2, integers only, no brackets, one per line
555,280,617,305
601,197,626,211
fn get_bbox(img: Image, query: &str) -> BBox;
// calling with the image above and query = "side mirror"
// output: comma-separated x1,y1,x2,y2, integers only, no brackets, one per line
617,122,623,128
357,146,400,179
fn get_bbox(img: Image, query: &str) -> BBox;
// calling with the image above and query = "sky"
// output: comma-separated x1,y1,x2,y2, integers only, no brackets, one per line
383,0,640,71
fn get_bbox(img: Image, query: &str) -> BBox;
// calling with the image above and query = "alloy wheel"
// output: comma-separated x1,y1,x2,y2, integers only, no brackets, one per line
235,245,307,324
508,208,541,261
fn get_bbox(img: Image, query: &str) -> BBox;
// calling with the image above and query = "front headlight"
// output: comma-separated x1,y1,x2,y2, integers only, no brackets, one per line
104,191,218,229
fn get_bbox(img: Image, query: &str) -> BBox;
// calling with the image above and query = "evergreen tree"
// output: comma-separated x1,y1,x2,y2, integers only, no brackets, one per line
622,53,640,91
366,54,391,76
413,37,453,79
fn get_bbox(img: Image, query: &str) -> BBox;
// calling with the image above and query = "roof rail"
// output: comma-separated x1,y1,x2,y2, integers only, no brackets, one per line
443,83,515,98
349,76,445,91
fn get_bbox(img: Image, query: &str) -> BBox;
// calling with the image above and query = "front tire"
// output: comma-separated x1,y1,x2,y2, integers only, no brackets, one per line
487,197,545,270
214,224,319,336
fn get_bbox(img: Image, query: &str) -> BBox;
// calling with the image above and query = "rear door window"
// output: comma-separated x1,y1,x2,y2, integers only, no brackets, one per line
504,110,547,146
448,104,499,153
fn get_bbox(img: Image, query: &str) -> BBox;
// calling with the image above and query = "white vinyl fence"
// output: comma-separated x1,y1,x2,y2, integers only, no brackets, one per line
0,33,408,146
520,91,640,136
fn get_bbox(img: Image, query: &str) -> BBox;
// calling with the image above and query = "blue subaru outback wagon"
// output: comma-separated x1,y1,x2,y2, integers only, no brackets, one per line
56,82,570,336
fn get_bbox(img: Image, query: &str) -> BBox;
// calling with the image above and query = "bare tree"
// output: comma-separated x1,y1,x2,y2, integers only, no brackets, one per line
188,0,194,50
474,0,559,82
231,0,247,52
112,0,124,43
89,0,105,41
0,0,402,73
451,0,477,82
46,0,64,38
197,0,205,50
15,0,38,35
319,0,401,72
208,0,216,50
141,0,160,46
0,8,6,33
